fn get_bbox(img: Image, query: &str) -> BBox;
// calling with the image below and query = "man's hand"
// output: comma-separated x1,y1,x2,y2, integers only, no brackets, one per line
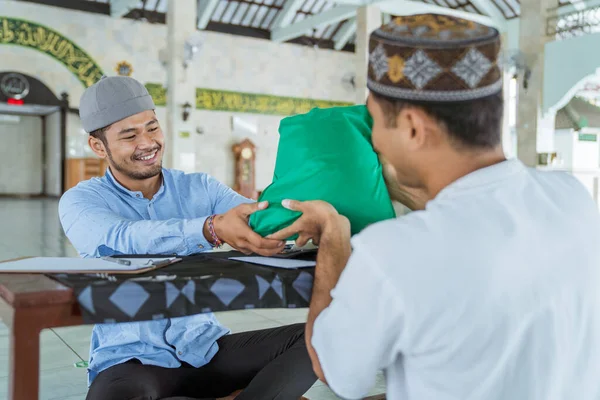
266,199,349,246
205,202,286,256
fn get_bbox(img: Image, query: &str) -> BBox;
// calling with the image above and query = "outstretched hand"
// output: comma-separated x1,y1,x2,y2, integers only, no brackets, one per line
266,199,350,246
209,202,286,256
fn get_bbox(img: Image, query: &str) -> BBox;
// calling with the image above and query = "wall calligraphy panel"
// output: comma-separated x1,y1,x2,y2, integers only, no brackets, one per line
145,84,353,116
196,88,353,116
0,17,104,88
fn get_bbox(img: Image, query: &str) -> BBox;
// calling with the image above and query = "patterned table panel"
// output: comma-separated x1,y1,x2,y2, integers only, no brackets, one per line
51,252,315,324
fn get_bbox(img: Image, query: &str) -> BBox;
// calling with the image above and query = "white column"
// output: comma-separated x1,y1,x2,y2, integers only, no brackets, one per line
355,5,382,104
166,0,197,171
501,71,514,158
515,0,556,167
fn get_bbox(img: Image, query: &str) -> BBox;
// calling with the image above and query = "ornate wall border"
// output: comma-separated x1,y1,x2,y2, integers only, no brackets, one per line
145,84,352,115
196,87,353,115
0,16,104,88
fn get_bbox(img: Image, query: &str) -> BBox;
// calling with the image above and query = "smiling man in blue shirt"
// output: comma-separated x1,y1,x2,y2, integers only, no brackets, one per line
59,76,316,400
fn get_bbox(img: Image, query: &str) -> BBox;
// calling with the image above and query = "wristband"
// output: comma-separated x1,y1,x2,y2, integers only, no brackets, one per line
207,215,223,248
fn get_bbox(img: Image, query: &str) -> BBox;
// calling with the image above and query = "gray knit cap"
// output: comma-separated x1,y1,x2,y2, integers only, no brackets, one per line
79,76,155,133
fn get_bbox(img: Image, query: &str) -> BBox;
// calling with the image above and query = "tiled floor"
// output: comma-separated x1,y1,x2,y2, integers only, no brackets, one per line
0,198,386,399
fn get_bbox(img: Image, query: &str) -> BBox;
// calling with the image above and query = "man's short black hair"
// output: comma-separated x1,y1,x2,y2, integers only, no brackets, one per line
373,91,504,149
89,125,109,146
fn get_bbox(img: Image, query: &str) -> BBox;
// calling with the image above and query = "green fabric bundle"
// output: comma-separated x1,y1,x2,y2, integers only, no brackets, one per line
249,105,396,238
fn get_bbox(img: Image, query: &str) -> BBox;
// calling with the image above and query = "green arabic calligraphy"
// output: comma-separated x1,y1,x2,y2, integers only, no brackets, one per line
0,16,103,87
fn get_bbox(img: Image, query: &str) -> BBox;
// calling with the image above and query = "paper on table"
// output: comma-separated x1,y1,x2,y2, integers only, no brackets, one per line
229,256,315,269
0,257,178,273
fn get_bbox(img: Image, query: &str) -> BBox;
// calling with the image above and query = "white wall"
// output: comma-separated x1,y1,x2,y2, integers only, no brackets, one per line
65,111,96,158
572,133,599,196
537,112,556,153
1,1,355,189
573,135,600,170
554,129,574,169
552,129,600,199
45,111,62,196
192,30,354,101
190,110,284,189
0,115,43,194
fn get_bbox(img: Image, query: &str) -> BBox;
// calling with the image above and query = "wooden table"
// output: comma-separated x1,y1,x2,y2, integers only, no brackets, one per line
0,261,384,400
0,274,83,400
0,252,316,400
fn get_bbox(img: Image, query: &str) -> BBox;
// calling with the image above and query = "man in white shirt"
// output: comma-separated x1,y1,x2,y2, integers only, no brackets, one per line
267,14,600,400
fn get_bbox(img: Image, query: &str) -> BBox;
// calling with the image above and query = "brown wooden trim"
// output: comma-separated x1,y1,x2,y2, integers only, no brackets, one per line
123,8,166,24
206,21,271,39
0,296,83,400
17,0,166,23
0,274,73,308
287,36,355,53
16,0,110,15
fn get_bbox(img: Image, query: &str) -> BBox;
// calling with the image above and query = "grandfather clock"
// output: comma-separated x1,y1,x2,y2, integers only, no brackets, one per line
232,139,258,200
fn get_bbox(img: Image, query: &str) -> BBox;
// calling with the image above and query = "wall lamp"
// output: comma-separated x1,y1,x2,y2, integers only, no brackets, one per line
182,102,191,122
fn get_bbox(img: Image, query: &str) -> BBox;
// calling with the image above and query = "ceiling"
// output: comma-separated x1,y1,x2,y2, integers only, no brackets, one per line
17,0,589,52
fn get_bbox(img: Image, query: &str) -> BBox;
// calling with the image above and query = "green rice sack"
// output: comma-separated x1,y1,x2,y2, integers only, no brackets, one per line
249,105,396,238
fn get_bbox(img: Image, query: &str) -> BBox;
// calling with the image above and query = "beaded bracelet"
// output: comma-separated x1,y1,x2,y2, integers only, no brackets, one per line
207,215,223,248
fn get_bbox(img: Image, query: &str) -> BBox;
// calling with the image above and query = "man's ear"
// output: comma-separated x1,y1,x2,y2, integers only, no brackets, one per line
400,107,439,150
88,136,107,159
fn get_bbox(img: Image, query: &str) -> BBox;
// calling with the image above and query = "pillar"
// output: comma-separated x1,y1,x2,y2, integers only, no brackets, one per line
501,71,515,158
515,0,557,167
165,0,197,171
500,32,515,158
355,5,382,104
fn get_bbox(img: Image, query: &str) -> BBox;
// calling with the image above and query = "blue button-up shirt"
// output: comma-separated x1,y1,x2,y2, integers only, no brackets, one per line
58,168,252,385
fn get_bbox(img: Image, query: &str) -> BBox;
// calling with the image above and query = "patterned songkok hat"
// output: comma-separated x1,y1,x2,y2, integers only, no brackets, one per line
367,14,502,102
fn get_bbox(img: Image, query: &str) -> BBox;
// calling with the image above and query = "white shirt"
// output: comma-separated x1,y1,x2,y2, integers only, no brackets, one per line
312,159,600,400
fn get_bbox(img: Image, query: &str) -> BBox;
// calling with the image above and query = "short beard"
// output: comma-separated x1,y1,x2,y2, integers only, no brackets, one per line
105,144,162,180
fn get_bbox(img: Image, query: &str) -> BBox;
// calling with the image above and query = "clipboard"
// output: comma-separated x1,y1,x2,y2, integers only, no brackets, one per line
271,243,318,259
0,256,182,274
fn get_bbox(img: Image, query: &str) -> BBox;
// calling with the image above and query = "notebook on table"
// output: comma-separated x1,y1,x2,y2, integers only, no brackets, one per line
0,256,181,274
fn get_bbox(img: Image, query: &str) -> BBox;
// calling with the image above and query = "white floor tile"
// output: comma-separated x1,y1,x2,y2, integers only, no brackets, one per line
53,394,87,400
251,307,309,321
0,329,81,379
51,326,94,361
226,319,283,334
366,372,387,397
303,383,343,399
0,321,8,337
275,315,309,325
303,372,386,399
213,309,274,327
0,364,89,400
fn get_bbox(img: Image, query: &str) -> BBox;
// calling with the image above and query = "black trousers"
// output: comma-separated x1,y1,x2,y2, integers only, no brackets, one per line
86,323,317,400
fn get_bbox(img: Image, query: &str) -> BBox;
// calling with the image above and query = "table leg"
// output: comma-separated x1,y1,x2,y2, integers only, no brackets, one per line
9,308,41,400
